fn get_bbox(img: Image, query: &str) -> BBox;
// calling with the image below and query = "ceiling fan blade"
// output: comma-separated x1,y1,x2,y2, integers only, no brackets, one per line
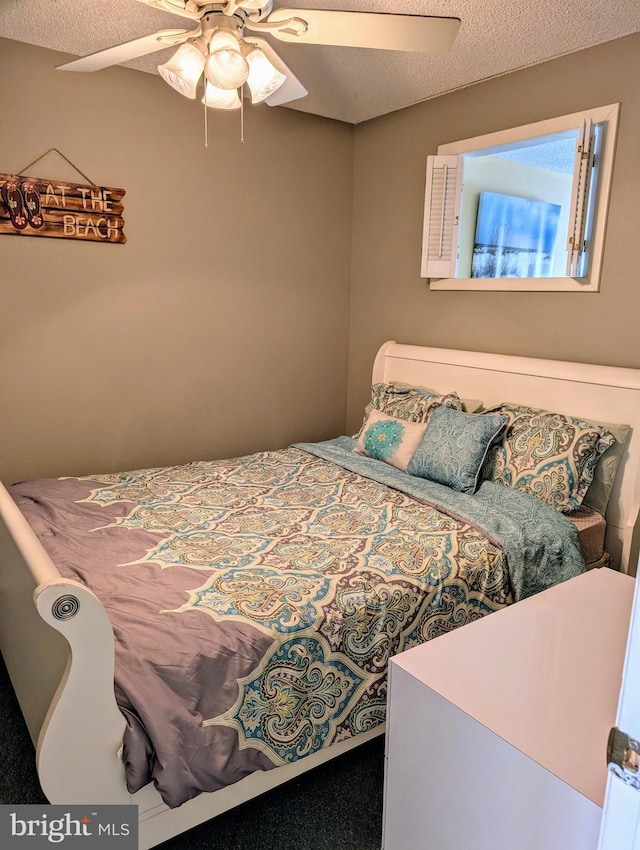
266,10,461,53
244,37,308,107
135,0,202,21
56,29,194,72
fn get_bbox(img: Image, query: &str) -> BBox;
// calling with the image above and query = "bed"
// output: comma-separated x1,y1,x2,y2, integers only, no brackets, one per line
0,341,639,848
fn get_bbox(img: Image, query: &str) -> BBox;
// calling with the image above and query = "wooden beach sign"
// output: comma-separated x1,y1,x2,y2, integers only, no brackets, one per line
0,172,126,244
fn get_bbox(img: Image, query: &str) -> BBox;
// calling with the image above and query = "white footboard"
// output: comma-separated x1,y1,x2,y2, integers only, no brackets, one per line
0,482,128,804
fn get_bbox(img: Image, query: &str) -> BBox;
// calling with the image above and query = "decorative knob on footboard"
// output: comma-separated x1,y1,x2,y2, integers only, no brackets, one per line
52,594,80,620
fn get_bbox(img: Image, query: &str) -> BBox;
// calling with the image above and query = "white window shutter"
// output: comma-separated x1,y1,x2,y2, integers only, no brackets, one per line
566,118,595,277
420,155,463,279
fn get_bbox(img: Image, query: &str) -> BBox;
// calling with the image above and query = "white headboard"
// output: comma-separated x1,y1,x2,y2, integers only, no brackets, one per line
372,341,640,575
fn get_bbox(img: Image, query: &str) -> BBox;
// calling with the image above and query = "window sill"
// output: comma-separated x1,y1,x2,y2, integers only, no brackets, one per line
429,276,598,292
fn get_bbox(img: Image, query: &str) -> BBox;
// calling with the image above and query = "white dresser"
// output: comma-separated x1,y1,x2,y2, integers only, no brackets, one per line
382,569,634,850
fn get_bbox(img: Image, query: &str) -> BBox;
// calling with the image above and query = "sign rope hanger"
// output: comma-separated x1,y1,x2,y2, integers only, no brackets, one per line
17,148,97,186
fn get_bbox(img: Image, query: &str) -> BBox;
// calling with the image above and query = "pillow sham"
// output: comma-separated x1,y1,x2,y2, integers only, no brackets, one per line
357,382,464,436
392,382,484,414
354,410,427,471
581,420,630,515
407,407,507,494
482,403,617,512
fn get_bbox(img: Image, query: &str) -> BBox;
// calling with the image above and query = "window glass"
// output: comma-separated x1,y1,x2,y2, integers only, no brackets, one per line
421,104,619,292
457,131,577,279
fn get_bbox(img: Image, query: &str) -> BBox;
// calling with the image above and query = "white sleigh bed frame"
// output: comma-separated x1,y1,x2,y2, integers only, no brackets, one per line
1,341,639,848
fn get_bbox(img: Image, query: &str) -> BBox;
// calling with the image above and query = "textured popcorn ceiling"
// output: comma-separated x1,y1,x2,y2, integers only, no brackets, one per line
492,138,578,175
0,0,638,124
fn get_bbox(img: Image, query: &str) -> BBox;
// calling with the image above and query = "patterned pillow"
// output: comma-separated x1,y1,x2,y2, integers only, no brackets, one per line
357,383,463,436
354,411,427,471
392,382,484,414
482,403,617,512
407,407,507,494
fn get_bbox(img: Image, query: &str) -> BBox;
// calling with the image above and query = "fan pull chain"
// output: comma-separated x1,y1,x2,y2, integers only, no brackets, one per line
203,76,210,149
240,87,244,144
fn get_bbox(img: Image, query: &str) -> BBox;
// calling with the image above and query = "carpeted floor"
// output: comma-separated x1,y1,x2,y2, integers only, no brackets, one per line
0,654,385,849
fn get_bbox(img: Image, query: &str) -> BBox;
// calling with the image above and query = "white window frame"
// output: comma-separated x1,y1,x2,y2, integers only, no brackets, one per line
421,103,620,292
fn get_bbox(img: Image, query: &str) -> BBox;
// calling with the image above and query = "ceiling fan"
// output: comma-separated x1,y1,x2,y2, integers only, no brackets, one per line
57,0,461,114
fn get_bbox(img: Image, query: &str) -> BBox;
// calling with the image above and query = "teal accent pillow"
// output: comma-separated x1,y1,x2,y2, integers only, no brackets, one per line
407,407,507,494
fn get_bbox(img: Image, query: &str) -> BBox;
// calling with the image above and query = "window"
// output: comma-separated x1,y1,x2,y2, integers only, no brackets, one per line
421,103,620,291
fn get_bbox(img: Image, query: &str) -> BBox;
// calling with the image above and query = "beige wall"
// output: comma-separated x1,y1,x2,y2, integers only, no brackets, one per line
3,35,639,481
0,38,354,483
347,34,640,433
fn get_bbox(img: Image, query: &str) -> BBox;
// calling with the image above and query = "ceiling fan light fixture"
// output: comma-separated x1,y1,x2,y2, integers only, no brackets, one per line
205,29,250,91
202,82,242,111
245,46,286,104
158,41,205,99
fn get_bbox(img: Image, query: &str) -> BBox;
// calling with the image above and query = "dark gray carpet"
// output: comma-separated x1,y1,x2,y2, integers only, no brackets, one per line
0,654,384,849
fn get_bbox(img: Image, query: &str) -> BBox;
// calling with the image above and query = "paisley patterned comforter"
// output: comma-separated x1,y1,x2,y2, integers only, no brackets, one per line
12,439,585,808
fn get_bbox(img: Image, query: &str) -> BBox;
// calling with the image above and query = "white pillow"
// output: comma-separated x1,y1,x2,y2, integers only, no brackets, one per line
354,411,426,471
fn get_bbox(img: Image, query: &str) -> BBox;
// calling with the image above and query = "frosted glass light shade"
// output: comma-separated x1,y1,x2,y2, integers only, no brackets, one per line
246,47,286,104
158,43,205,99
202,82,241,110
205,30,249,90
